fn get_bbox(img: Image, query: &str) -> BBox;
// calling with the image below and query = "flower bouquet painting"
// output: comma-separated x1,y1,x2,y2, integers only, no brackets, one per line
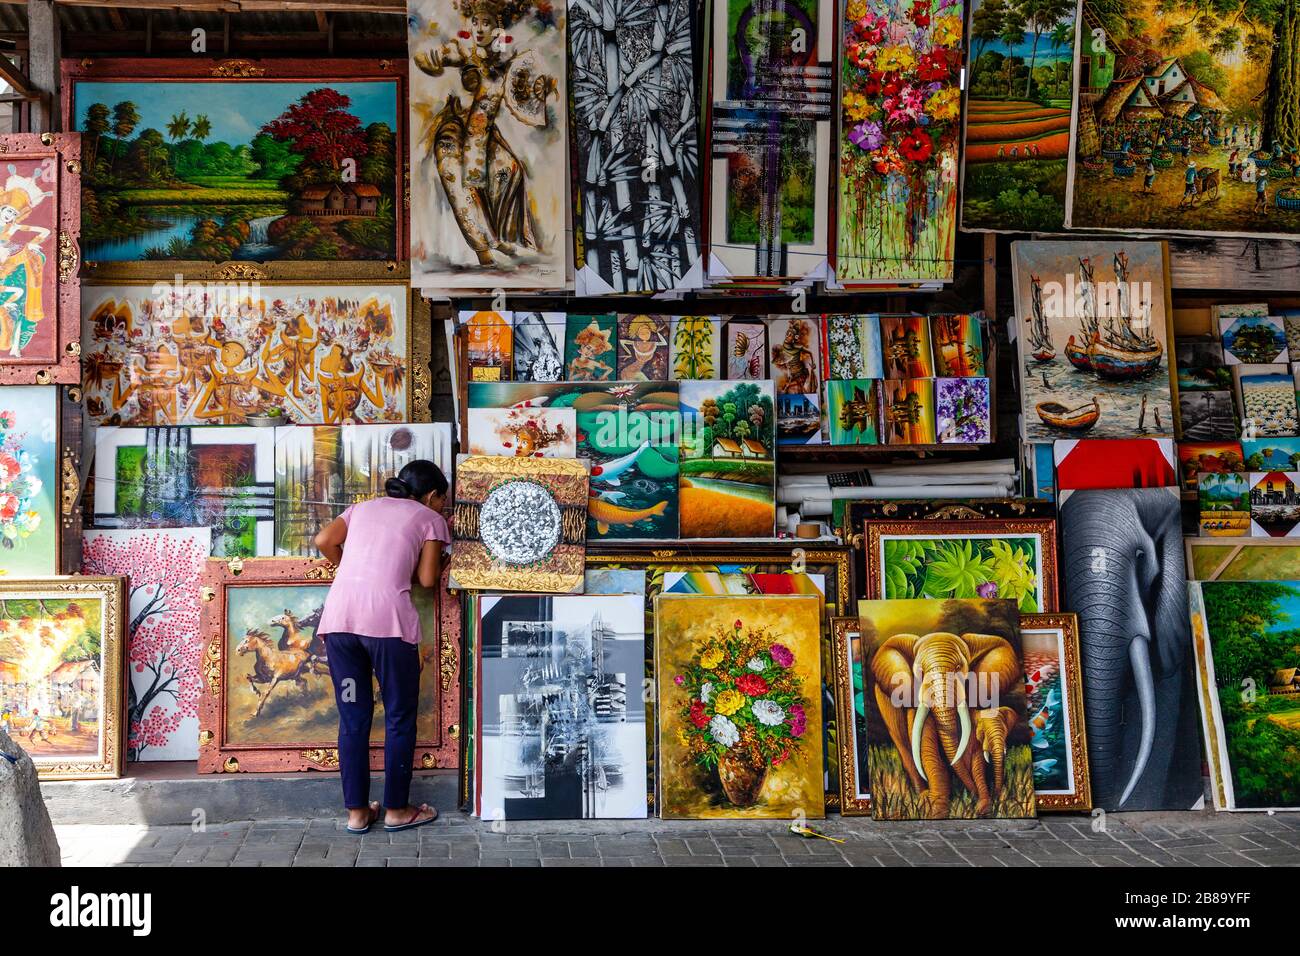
655,594,824,819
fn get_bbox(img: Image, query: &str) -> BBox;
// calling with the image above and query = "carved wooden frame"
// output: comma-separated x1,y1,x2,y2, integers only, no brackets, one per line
61,57,408,280
0,575,125,780
197,557,459,773
0,133,81,385
80,275,431,423
1019,612,1092,812
829,616,872,815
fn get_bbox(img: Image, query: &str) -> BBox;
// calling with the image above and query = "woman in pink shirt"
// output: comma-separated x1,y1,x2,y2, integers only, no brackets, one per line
314,459,451,834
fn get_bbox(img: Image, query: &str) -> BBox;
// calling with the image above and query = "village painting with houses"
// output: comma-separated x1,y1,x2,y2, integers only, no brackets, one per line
1067,0,1300,237
71,78,400,261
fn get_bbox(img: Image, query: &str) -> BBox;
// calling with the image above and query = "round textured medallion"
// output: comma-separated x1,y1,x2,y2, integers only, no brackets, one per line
479,479,562,565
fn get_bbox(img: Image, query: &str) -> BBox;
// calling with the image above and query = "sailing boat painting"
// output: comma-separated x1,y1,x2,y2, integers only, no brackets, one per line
1012,240,1177,442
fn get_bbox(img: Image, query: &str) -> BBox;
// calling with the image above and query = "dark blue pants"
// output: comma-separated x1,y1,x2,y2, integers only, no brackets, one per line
325,632,420,810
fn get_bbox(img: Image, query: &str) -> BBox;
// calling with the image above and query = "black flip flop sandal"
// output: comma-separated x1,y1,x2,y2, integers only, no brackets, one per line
384,804,438,832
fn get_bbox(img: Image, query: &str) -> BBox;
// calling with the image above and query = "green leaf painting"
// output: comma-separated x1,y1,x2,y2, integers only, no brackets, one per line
881,535,1043,612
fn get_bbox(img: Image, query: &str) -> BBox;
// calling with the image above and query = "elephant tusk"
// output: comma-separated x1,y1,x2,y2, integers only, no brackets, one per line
952,694,972,766
1120,635,1157,808
911,699,929,784
984,748,991,765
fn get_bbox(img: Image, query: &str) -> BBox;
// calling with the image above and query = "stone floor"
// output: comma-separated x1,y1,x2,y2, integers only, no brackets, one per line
53,810,1300,867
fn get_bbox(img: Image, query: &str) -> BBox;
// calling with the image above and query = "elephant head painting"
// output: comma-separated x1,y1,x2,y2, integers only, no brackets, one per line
1060,488,1203,811
860,598,1036,820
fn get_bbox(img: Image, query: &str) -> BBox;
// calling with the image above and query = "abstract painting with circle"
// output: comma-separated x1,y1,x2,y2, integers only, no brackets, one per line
449,455,589,593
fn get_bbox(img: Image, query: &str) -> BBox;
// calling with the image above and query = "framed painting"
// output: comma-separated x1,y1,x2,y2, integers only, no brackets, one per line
448,454,589,593
936,377,991,444
0,385,63,575
1249,471,1300,537
585,543,852,811
834,0,964,284
1175,334,1230,393
82,280,431,425
0,575,126,780
864,518,1059,612
0,133,81,385
462,310,513,382
62,58,406,276
1243,436,1300,471
879,314,933,379
670,316,722,381
91,425,275,557
1220,314,1288,365
1065,0,1300,240
1180,388,1237,440
616,314,671,381
882,378,936,444
197,557,460,773
408,0,568,291
1177,440,1244,491
1053,438,1177,503
655,593,824,819
466,406,576,458
273,422,453,555
723,319,768,380
1199,470,1250,536
563,313,616,382
512,311,565,382
708,0,834,282
679,379,776,538
1019,612,1091,811
769,317,822,395
1187,537,1300,580
82,527,211,762
1012,239,1177,442
570,0,702,294
475,593,647,820
830,616,871,815
824,379,882,445
1233,363,1297,436
931,313,986,377
823,313,883,379
1190,581,1300,810
958,0,1075,234
858,597,1036,819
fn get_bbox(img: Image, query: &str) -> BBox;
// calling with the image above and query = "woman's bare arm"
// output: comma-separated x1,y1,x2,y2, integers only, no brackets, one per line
414,540,442,589
314,516,348,566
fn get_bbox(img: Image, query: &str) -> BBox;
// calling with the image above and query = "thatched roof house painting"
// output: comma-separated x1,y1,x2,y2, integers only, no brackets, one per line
1096,58,1227,125
1270,667,1300,695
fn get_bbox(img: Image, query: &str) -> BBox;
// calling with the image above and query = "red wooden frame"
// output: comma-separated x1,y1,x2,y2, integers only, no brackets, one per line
0,134,81,385
197,557,460,774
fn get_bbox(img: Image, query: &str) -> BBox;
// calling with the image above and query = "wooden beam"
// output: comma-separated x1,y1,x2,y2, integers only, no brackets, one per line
26,0,58,131
982,233,997,321
0,49,34,97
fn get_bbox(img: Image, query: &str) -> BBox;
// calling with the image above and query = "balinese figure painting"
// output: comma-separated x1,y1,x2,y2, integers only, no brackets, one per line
679,379,776,537
858,597,1036,819
82,527,210,761
570,0,703,293
670,316,721,380
477,593,648,820
1012,240,1176,442
0,135,81,385
409,0,568,290
0,576,125,779
655,594,824,819
1066,0,1300,239
616,314,671,381
83,283,418,425
959,0,1075,232
0,386,60,576
708,0,833,280
467,406,576,458
65,61,403,264
564,313,617,381
273,423,452,555
92,425,275,557
769,317,822,394
836,0,964,283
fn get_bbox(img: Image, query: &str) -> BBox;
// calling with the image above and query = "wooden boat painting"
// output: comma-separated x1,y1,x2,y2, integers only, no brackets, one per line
1013,240,1175,442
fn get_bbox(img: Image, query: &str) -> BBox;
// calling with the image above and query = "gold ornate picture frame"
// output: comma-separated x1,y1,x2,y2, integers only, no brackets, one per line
1019,612,1091,812
0,575,126,780
197,557,459,773
830,616,871,815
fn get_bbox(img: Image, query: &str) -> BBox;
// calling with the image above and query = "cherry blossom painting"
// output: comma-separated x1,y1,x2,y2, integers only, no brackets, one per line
82,527,211,761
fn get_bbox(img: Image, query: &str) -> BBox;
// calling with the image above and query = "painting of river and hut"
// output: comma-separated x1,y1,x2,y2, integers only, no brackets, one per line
1012,240,1176,443
66,61,402,264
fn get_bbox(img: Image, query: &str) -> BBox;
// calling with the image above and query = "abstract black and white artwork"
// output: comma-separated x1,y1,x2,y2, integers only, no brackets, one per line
570,0,703,293
478,594,647,819
513,312,566,382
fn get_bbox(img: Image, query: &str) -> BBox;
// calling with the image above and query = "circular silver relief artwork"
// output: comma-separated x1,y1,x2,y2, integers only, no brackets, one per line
479,479,562,565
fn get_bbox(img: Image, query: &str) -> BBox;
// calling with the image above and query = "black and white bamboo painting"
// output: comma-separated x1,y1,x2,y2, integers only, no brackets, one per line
478,594,648,820
569,0,704,293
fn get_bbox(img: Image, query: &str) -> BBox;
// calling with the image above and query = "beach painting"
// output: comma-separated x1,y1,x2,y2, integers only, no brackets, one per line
679,380,776,538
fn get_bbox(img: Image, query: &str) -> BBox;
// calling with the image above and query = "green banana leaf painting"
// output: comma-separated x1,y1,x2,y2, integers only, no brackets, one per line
881,536,1043,612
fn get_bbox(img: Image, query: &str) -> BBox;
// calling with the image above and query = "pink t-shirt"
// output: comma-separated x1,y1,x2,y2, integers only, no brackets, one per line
318,496,451,644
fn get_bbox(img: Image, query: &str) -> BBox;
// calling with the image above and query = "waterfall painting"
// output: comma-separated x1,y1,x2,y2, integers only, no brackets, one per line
570,0,703,293
63,59,405,267
408,0,569,291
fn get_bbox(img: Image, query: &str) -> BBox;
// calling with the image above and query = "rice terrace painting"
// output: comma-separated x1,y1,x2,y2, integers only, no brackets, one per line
1067,0,1300,238
66,60,402,263
961,0,1076,231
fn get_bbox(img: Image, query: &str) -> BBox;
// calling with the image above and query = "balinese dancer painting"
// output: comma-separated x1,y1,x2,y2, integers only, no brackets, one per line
570,0,703,293
409,0,569,290
835,0,964,283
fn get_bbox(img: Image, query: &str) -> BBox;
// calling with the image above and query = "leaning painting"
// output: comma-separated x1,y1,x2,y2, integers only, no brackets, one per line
64,59,405,266
1012,239,1176,442
655,594,824,819
0,385,61,575
679,380,776,537
858,597,1036,819
1066,0,1300,239
836,0,964,283
0,576,125,779
408,0,569,290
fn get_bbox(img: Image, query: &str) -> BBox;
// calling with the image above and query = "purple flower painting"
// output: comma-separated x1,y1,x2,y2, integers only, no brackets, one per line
936,377,991,444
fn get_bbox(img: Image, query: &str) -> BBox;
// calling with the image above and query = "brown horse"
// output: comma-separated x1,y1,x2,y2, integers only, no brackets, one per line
236,628,313,716
270,606,329,675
